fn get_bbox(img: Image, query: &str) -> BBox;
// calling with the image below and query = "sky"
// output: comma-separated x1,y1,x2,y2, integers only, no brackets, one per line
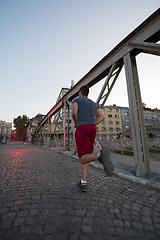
0,0,160,125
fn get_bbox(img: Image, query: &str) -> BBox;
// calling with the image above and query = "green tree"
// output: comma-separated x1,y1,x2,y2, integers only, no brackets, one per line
142,103,146,109
13,115,29,140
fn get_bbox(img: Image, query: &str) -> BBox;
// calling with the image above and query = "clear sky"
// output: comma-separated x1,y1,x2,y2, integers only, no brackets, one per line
0,0,160,125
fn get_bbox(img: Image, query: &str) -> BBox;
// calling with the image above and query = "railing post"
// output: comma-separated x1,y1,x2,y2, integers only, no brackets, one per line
63,101,66,150
47,117,49,147
67,100,70,151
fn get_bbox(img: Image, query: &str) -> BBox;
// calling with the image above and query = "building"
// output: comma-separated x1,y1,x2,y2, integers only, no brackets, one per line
119,106,160,138
97,105,122,135
26,113,45,142
97,105,160,138
0,120,12,142
143,108,160,137
119,107,131,136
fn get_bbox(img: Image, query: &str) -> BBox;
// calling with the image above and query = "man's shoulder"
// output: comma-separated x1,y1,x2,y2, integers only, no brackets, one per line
73,97,86,103
72,98,79,104
73,97,98,107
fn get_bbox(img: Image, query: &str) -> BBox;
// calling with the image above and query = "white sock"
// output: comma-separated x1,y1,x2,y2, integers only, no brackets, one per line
98,152,101,158
81,179,87,184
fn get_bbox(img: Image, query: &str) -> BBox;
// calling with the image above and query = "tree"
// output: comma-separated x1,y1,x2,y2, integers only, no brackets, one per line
142,103,146,109
13,115,29,140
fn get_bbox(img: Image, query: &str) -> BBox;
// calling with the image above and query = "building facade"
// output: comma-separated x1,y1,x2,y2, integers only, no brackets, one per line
97,105,122,135
97,105,160,138
119,107,131,136
119,106,160,137
26,113,45,142
0,120,12,142
144,108,160,137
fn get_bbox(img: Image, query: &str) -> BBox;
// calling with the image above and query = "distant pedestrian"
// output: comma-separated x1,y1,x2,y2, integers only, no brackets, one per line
72,85,114,192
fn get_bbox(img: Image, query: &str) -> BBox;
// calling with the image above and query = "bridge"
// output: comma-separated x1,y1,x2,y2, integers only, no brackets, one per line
34,8,160,178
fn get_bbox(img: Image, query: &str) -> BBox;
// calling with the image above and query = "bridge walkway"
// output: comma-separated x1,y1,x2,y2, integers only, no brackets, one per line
0,143,160,240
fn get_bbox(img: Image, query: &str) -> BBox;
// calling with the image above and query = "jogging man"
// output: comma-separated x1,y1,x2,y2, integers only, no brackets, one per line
72,85,114,192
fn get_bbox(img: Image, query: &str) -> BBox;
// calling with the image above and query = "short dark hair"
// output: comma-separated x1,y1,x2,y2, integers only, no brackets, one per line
79,85,89,97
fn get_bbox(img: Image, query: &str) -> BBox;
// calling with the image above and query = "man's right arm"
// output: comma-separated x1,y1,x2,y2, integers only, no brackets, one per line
95,108,105,125
72,102,78,128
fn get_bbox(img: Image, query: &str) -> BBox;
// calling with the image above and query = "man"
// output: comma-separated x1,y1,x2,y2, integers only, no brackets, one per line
72,85,114,192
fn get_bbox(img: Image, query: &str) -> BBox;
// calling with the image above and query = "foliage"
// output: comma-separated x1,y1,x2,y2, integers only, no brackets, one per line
142,103,146,108
13,115,29,140
112,148,160,160
149,148,160,154
112,149,134,156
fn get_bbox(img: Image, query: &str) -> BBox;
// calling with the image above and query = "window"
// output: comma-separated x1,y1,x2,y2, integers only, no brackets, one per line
116,121,120,125
124,112,129,116
67,119,72,123
125,119,130,123
109,127,113,131
109,121,113,124
114,109,118,112
102,120,106,124
108,108,112,112
115,115,119,118
108,115,112,118
102,127,106,131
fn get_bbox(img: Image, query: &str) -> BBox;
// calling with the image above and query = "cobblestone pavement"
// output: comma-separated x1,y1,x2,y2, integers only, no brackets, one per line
0,143,160,240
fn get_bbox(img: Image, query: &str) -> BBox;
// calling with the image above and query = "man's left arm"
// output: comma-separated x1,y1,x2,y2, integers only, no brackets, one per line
95,108,105,125
72,102,78,128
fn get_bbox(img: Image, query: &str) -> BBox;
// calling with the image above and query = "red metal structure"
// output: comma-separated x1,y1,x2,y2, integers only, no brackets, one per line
35,9,160,177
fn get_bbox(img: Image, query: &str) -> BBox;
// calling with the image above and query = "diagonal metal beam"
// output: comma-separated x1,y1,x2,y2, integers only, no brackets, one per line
96,63,118,104
129,42,160,56
96,63,123,106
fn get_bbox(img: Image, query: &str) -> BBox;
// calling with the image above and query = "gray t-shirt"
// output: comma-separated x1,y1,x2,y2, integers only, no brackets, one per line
72,97,99,127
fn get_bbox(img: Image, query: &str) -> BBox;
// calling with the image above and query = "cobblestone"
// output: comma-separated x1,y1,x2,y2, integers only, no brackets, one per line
0,143,160,239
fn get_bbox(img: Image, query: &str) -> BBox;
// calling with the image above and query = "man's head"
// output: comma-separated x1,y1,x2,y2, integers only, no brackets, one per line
79,85,89,97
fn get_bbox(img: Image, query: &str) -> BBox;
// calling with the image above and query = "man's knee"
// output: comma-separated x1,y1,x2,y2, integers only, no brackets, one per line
80,155,88,164
79,157,84,164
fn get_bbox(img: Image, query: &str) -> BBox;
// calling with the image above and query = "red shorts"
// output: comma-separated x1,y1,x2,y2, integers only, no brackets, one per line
75,124,97,159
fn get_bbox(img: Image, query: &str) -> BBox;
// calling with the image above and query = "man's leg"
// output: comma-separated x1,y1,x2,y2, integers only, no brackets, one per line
76,125,100,191
79,125,97,183
81,148,114,177
80,153,98,164
82,163,89,182
80,153,98,182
